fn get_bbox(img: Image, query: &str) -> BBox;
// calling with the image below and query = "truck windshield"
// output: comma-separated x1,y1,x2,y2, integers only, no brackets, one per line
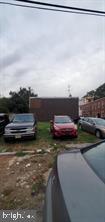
13,114,34,123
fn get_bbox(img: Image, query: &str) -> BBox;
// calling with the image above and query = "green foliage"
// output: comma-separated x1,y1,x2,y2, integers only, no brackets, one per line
16,151,27,157
0,97,10,113
84,90,95,98
9,87,38,113
0,87,37,114
84,83,105,100
95,83,105,99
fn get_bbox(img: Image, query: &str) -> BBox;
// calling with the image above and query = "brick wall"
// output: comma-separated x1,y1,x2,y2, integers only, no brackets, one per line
80,97,105,117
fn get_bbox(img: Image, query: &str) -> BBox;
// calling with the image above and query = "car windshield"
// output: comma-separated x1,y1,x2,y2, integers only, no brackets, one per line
92,118,105,126
83,142,105,183
55,116,72,124
13,114,34,123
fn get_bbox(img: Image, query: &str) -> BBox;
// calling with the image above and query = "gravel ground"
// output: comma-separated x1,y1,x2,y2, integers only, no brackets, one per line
0,142,96,221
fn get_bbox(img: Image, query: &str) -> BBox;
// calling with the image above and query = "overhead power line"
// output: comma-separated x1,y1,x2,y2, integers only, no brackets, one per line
15,0,105,15
0,1,105,17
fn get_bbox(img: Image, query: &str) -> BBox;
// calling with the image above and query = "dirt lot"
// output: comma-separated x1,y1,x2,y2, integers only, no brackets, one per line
0,143,97,219
0,123,99,221
0,152,56,221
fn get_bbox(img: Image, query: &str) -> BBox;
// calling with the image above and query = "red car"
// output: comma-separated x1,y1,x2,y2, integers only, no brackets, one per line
50,115,78,138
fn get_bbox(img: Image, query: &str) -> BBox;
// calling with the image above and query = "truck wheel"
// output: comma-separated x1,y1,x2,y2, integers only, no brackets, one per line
4,138,9,143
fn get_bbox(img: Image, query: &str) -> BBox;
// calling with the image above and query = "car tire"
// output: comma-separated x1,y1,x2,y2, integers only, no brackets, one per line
4,138,9,143
95,130,102,139
74,135,78,138
52,134,56,139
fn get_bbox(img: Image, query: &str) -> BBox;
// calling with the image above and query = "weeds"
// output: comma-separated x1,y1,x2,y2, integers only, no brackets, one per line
31,175,45,196
16,151,27,157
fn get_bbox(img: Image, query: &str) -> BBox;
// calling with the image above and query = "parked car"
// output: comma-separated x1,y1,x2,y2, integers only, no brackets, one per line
79,117,105,138
50,115,78,138
78,116,85,126
0,113,9,135
4,113,37,141
43,141,105,222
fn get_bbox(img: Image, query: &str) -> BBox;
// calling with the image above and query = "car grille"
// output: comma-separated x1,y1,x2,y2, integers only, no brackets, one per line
61,128,72,132
10,128,27,134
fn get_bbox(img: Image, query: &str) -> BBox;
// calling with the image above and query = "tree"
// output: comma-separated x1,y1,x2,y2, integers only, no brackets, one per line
9,87,38,113
83,90,95,98
0,97,10,113
83,83,105,100
95,83,105,99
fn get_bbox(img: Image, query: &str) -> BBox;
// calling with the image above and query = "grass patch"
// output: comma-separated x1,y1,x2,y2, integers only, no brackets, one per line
16,151,27,157
0,122,99,153
76,128,98,143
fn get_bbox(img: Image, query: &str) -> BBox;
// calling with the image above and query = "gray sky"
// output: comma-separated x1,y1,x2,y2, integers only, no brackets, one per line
0,0,105,98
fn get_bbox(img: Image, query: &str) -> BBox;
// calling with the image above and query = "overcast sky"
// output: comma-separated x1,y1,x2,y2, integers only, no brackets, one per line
0,0,105,98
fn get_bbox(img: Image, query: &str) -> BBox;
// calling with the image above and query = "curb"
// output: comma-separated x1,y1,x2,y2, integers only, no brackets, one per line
0,151,36,157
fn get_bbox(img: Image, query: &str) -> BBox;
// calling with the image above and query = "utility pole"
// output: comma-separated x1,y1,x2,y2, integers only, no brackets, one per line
68,84,72,98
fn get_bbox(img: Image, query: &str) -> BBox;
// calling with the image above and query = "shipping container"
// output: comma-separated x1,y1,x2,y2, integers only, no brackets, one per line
29,97,79,122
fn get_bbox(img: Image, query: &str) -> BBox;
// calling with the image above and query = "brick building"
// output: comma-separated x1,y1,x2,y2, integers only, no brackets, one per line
29,97,79,121
80,97,105,118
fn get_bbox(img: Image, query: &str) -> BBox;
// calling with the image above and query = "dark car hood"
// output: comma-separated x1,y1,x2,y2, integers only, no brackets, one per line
54,123,75,129
57,150,105,222
6,122,34,129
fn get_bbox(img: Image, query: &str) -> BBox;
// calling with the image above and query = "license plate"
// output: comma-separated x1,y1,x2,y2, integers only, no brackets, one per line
66,132,69,135
65,130,70,133
15,134,21,139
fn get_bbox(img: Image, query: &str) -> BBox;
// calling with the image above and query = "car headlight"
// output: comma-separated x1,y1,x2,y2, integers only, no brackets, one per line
27,127,35,132
54,126,60,131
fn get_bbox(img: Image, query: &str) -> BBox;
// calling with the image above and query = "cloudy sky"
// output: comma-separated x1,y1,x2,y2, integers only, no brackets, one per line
0,0,105,98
